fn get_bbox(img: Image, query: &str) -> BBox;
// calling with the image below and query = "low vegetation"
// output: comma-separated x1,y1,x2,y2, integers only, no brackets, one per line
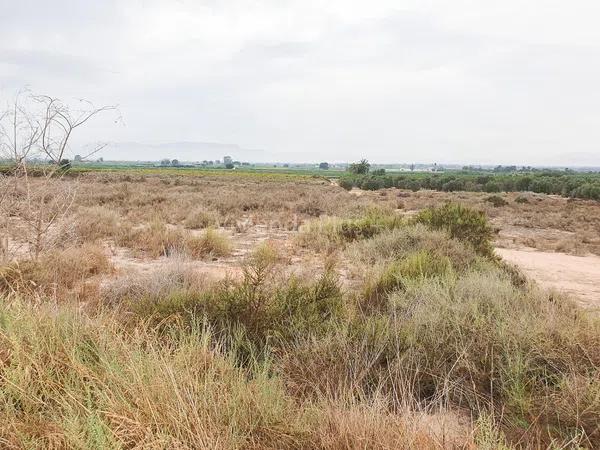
1,169,599,448
340,169,600,200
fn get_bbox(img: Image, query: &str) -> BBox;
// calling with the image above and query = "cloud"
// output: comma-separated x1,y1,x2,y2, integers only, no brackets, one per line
1,0,600,165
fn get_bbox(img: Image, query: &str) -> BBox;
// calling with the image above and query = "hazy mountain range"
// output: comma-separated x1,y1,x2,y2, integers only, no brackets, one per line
99,142,267,162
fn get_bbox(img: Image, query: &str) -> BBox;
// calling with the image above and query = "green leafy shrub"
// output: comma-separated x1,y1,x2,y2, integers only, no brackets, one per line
416,203,494,257
514,195,530,204
362,250,453,310
130,264,343,357
347,224,478,271
485,195,508,207
338,176,355,190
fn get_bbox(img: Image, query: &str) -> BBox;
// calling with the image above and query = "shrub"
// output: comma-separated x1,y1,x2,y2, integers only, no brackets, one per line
297,208,405,251
485,195,508,207
415,203,494,257
117,222,231,259
385,272,600,446
187,228,232,258
130,265,344,355
514,195,530,204
338,177,355,191
362,250,453,310
75,206,120,241
0,243,111,299
347,224,477,271
184,208,220,229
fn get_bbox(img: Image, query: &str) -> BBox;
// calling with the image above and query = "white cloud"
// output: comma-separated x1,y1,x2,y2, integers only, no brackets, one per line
1,0,600,164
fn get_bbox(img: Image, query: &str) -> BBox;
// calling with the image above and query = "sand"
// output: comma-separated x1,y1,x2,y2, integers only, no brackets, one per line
497,248,600,310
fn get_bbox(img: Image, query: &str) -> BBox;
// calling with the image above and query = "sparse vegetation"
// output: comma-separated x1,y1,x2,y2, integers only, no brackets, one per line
1,170,599,448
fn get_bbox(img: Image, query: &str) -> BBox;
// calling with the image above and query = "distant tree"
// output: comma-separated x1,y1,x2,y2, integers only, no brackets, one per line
225,163,234,169
410,163,415,171
160,159,170,166
97,157,104,163
74,154,82,162
171,159,179,166
58,159,71,170
348,159,370,175
319,162,329,170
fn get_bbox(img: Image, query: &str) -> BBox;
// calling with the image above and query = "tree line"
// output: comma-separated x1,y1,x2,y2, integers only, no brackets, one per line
340,162,600,200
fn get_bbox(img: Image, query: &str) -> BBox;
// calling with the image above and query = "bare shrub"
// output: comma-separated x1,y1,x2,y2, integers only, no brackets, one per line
74,206,120,241
100,256,208,307
0,243,111,299
184,208,221,229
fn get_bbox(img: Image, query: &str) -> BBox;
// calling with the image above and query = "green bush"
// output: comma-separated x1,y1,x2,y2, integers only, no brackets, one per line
514,195,530,204
416,203,494,257
130,264,344,358
338,177,354,190
485,195,508,207
363,250,453,310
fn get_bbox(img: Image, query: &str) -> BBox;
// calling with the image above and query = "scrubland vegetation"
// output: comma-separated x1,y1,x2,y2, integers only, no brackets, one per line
1,170,600,449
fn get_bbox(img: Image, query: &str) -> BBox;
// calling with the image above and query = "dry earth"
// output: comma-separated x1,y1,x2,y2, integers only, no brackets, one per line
497,247,600,310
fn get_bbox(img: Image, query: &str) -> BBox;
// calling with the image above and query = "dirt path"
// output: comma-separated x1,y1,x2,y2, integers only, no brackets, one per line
497,248,600,310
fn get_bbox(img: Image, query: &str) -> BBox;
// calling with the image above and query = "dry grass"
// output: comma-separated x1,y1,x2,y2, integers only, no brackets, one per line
116,221,231,259
2,172,600,448
184,207,221,229
0,299,475,449
0,243,111,300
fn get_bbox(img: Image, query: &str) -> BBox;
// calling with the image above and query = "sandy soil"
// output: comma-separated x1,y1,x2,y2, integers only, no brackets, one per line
497,248,600,310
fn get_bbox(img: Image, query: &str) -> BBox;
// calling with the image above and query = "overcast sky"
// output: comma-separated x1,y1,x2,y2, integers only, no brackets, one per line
2,0,600,165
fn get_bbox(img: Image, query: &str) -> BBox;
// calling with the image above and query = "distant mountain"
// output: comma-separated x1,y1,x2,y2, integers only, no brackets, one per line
98,141,266,162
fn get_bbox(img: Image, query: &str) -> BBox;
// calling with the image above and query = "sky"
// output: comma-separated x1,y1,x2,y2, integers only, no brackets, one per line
2,0,600,165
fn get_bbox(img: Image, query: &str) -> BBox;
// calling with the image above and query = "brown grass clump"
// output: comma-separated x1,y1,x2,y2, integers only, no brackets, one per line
187,228,233,258
74,206,120,241
116,221,232,259
184,208,221,229
0,243,111,300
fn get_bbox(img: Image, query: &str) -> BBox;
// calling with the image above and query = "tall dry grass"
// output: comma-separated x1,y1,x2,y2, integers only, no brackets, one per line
0,299,470,449
2,175,600,448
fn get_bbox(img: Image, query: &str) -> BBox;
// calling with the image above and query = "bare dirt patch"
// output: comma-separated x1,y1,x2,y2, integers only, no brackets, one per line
497,247,600,310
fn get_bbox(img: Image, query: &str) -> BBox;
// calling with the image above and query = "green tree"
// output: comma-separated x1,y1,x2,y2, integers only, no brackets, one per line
348,159,370,175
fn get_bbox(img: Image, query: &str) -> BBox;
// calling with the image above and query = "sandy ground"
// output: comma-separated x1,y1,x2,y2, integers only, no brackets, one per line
497,248,600,310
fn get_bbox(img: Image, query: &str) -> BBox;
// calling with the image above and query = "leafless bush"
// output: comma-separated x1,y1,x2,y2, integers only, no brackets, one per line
0,90,116,261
